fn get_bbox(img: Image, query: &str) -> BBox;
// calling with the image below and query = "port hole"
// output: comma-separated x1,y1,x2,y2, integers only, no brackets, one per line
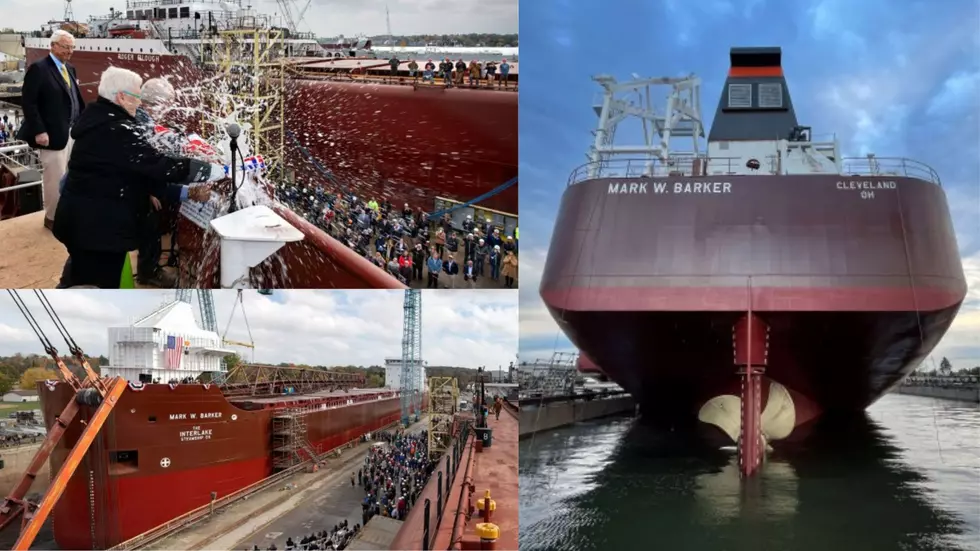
148,415,157,422
108,450,139,476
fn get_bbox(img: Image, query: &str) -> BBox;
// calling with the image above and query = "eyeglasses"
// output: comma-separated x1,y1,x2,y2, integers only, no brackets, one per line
54,42,74,50
121,91,142,101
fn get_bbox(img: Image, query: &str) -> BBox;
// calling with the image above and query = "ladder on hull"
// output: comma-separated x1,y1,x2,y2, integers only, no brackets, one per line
301,442,323,466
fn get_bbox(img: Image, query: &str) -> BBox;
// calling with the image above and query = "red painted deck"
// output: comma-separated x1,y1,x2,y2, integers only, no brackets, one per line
433,407,519,551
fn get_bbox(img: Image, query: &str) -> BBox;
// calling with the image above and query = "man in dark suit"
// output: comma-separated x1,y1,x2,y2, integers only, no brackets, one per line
17,30,84,230
463,259,478,287
442,254,459,288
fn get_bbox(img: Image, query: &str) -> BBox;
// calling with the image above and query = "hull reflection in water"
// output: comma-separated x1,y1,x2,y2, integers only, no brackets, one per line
519,396,977,551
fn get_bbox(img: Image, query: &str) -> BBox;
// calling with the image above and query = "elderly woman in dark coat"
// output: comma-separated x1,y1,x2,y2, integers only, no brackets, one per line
53,66,220,288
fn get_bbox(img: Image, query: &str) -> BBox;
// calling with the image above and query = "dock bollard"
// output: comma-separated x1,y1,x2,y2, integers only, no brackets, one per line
475,522,499,550
476,489,496,523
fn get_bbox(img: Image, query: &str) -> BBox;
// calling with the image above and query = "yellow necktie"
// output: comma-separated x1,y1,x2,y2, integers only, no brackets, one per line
60,65,70,88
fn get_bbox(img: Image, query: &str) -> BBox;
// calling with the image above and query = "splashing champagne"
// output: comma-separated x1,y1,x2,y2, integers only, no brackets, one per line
223,155,267,177
151,125,224,164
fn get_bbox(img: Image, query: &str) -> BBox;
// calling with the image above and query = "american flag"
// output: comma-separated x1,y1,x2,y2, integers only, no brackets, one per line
165,335,184,370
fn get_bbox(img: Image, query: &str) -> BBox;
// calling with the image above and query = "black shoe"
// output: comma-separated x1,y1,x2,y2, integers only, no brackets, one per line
138,267,177,288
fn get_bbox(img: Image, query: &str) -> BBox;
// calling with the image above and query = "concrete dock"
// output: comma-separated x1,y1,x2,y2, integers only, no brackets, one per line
224,472,365,550
519,393,636,437
894,384,979,402
0,442,48,497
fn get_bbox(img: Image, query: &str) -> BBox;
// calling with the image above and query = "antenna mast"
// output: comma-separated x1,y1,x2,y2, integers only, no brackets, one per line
386,4,393,45
64,0,74,21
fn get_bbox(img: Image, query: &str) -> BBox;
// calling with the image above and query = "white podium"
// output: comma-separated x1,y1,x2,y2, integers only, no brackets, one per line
209,205,304,288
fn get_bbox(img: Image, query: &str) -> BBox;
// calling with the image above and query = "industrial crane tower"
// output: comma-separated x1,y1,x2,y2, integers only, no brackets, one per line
400,289,422,426
176,289,218,332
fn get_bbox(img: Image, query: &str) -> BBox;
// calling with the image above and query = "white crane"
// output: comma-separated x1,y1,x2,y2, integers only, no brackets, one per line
276,0,313,34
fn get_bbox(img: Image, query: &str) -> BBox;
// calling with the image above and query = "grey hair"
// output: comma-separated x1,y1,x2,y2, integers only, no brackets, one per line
98,66,142,102
50,30,74,46
142,78,175,103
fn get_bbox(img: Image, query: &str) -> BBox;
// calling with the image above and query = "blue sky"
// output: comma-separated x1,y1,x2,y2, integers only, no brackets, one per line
0,290,518,369
518,0,980,369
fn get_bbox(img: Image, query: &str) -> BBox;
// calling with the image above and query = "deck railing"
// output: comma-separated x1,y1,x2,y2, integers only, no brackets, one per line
839,157,941,186
567,156,942,187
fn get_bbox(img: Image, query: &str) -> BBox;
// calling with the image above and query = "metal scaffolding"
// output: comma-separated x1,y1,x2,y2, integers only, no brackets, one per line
400,289,422,426
217,364,364,397
271,405,322,471
198,23,286,178
519,352,579,396
427,377,458,460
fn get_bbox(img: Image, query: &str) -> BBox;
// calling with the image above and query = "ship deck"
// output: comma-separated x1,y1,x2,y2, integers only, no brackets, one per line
0,212,162,288
289,55,520,76
432,405,519,550
231,387,394,406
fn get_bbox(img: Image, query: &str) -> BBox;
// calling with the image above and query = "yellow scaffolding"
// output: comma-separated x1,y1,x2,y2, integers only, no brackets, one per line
428,377,459,459
198,24,286,179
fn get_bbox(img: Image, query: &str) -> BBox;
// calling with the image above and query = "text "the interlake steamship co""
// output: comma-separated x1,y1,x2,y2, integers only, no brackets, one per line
607,181,733,194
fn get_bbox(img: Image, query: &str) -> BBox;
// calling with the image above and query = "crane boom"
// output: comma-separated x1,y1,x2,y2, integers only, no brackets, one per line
11,378,128,550
0,291,126,550
296,0,312,27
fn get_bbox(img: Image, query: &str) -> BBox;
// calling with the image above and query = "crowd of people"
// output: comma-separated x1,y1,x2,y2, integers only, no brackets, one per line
0,113,19,144
390,56,513,88
14,29,519,289
358,429,433,525
279,189,519,288
249,429,432,551
254,522,360,551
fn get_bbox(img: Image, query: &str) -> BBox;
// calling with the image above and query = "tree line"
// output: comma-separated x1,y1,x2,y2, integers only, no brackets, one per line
366,33,518,48
0,354,490,395
0,353,107,396
917,357,980,376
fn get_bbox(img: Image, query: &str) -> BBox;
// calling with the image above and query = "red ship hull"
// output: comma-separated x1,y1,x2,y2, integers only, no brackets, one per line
24,47,516,287
541,174,966,437
24,47,517,214
286,79,517,214
38,383,415,550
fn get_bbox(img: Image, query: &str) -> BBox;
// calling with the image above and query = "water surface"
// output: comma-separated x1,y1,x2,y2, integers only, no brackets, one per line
519,394,980,551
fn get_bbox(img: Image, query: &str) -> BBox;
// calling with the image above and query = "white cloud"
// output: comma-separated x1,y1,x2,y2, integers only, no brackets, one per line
663,0,735,46
2,0,517,36
0,290,518,370
516,246,578,364
931,251,980,368
517,247,562,342
812,8,976,156
926,71,980,117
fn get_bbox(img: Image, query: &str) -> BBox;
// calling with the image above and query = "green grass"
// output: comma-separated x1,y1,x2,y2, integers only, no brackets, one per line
0,401,41,412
